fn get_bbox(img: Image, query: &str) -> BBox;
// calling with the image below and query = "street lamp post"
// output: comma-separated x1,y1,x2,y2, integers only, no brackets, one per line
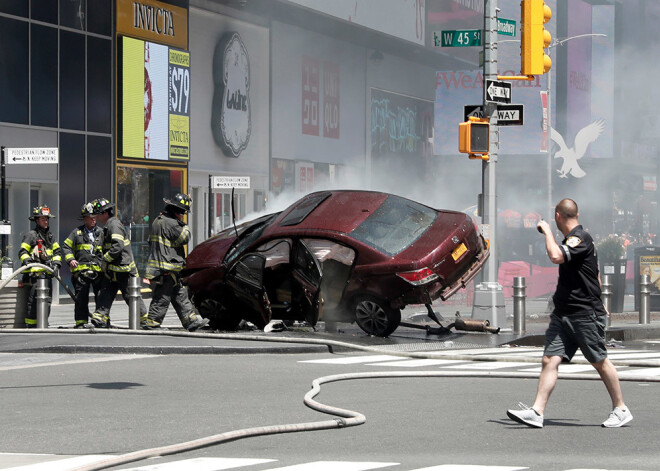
545,34,606,222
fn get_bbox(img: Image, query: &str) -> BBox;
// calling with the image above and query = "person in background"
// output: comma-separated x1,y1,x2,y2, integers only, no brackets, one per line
507,198,632,428
18,206,62,328
62,202,104,328
141,193,208,331
89,198,147,328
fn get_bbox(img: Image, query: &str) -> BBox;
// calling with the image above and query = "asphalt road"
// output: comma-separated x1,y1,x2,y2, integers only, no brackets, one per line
0,349,658,470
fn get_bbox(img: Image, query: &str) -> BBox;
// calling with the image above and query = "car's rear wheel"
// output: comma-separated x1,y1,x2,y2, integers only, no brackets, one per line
353,296,401,337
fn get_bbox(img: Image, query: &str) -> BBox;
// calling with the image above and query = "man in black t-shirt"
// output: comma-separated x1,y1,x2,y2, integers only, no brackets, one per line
507,199,632,428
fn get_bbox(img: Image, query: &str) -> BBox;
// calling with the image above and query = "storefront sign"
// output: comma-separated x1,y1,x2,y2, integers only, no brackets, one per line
116,0,188,50
212,32,251,158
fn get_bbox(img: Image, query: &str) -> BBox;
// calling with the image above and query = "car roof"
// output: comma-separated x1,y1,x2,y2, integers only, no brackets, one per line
272,190,394,234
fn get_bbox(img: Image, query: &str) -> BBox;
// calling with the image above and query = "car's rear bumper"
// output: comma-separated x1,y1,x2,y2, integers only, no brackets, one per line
439,242,490,301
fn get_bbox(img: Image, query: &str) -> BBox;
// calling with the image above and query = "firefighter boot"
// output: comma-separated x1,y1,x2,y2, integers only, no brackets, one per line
140,314,162,330
90,312,109,328
184,313,210,332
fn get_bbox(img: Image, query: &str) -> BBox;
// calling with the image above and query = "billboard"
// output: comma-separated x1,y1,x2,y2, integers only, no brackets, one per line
120,36,190,161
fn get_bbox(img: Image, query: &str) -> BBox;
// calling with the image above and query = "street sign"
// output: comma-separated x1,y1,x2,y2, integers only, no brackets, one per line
464,104,524,126
435,29,482,47
485,79,512,104
6,147,58,164
211,176,250,189
497,18,516,36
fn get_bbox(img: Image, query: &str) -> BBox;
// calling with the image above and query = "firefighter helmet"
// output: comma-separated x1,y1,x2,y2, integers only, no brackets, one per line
91,198,115,215
164,193,192,213
28,205,55,221
79,202,95,219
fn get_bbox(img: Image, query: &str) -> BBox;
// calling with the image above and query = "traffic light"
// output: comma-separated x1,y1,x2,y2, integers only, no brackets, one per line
459,116,489,157
520,0,552,76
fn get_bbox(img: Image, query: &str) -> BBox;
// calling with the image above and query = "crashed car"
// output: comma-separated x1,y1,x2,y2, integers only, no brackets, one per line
182,190,489,337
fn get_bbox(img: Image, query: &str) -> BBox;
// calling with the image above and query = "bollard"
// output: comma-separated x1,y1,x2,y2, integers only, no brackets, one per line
601,274,612,328
127,276,141,330
639,273,651,325
512,276,526,335
36,277,49,328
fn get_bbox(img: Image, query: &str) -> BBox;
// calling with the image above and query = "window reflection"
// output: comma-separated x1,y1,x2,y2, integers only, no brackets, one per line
117,165,185,277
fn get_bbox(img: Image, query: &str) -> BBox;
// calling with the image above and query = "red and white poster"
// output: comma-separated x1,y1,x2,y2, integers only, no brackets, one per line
540,90,548,152
302,56,319,136
323,61,340,139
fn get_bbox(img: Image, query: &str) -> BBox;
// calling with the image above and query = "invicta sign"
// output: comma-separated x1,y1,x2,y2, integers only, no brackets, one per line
133,2,176,37
116,0,188,50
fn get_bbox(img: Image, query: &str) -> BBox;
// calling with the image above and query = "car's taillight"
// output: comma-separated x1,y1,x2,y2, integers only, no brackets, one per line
396,267,439,286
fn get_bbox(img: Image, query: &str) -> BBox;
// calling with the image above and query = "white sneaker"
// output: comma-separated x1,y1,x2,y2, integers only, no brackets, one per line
507,402,544,428
602,407,633,428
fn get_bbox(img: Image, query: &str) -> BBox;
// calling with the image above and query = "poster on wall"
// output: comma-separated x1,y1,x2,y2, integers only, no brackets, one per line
120,36,190,161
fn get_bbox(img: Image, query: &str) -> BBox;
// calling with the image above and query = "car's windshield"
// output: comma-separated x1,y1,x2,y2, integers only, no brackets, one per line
349,195,436,256
224,213,279,265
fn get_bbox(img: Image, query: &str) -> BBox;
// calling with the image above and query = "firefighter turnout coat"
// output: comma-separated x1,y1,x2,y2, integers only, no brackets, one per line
62,225,104,276
101,216,138,277
145,212,190,279
18,226,62,274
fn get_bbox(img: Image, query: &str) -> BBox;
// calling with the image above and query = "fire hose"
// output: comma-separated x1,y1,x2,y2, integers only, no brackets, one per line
0,262,76,301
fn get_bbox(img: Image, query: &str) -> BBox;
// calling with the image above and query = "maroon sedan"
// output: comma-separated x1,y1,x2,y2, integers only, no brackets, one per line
182,190,489,337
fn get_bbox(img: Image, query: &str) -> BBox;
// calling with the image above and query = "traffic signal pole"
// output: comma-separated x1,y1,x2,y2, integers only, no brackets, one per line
471,0,506,328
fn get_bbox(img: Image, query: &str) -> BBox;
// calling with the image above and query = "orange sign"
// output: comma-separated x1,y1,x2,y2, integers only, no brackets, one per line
116,0,188,50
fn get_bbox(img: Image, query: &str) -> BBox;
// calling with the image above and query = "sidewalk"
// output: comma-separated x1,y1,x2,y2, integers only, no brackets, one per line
1,294,659,355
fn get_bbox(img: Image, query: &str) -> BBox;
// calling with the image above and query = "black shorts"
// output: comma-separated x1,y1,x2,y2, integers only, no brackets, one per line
544,311,608,364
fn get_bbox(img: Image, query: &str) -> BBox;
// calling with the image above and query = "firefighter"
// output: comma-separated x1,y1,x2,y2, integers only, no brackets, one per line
62,202,104,328
89,198,147,328
18,205,62,328
141,193,209,331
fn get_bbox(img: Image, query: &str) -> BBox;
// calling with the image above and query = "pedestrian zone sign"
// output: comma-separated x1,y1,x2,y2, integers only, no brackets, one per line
6,147,59,164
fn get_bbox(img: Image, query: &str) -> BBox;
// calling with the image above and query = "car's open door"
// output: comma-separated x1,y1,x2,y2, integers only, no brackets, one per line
226,253,272,328
291,239,323,326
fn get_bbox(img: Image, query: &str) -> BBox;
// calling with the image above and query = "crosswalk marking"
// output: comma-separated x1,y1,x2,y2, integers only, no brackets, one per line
443,361,533,371
519,364,600,374
412,465,526,470
618,367,660,378
299,355,401,364
0,455,648,471
123,457,276,470
262,462,398,471
0,454,109,470
365,359,466,367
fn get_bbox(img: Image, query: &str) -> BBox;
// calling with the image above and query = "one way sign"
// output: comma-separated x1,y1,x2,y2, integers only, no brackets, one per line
464,104,524,126
485,79,512,104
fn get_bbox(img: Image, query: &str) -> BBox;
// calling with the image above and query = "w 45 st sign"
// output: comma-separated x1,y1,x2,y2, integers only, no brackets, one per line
434,29,482,47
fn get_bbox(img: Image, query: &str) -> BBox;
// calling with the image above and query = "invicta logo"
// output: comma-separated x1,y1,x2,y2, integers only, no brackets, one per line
133,1,176,37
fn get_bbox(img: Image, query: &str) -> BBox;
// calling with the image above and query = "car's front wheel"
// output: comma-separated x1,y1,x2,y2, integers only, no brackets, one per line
353,296,401,337
195,297,242,331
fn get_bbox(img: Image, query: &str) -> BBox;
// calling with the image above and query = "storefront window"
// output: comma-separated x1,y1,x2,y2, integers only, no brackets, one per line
117,165,186,277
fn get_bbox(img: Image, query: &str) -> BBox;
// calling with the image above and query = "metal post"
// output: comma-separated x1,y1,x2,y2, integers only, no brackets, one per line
512,276,526,335
36,277,49,328
471,0,505,328
208,175,213,238
639,273,651,325
1,146,6,258
601,274,612,328
127,276,141,330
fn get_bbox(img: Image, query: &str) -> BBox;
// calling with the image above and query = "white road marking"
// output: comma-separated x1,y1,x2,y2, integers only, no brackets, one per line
265,461,398,471
0,455,109,470
366,359,466,367
0,353,156,371
299,355,400,364
443,362,533,370
122,457,276,470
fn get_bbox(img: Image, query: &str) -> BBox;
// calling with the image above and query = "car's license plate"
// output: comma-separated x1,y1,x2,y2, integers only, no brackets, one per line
451,242,467,261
